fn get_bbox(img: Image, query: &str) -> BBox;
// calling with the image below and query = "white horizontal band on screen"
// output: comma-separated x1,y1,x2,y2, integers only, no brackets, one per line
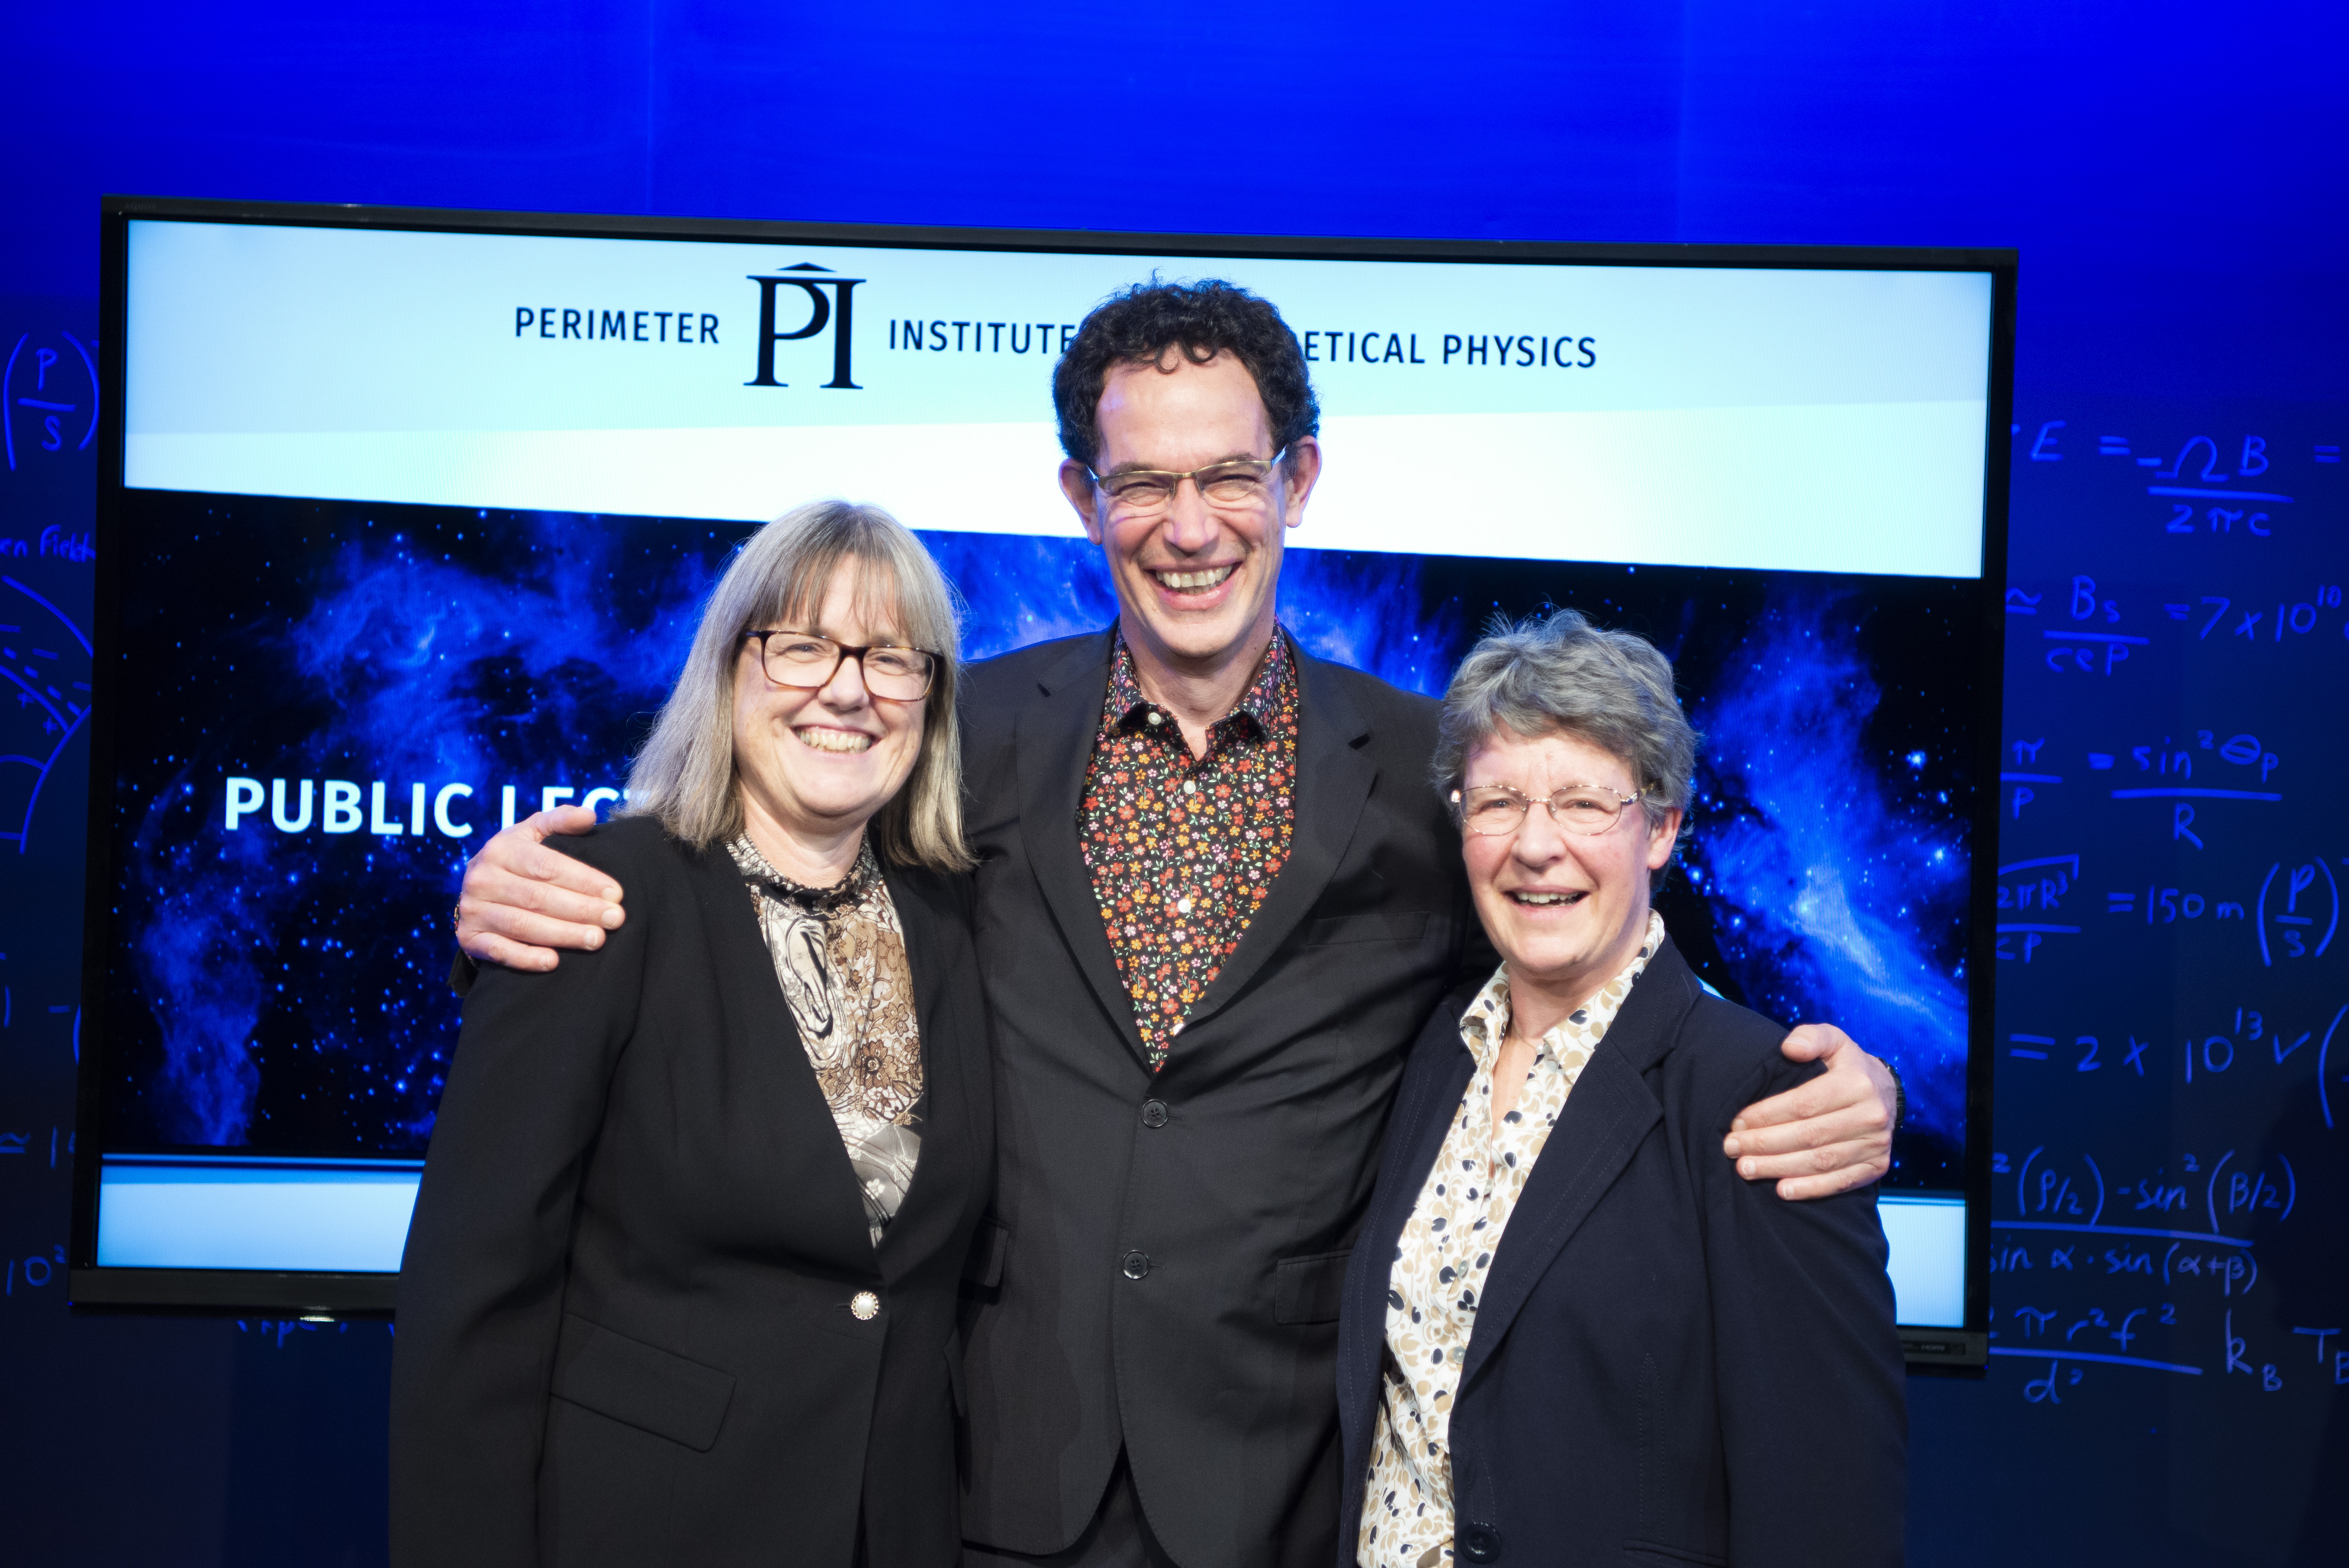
89,1155,1969,1323
125,401,1985,579
1878,1194,1966,1327
95,1156,421,1273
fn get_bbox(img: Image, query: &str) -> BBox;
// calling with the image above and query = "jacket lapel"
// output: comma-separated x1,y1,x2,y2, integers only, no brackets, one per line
686,838,883,1270
1183,640,1378,1028
1339,1005,1478,1429
1458,940,1700,1386
884,864,953,1063
1012,630,1149,1063
874,863,962,1272
1362,1017,1477,1284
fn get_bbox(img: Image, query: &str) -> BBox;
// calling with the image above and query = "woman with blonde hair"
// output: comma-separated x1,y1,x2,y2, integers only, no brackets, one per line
393,501,992,1568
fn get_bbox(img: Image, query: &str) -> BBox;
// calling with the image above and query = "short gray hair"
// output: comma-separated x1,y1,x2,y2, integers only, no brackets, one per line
626,500,973,873
1433,609,1698,875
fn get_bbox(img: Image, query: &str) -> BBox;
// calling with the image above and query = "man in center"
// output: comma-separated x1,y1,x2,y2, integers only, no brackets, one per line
455,280,1901,1567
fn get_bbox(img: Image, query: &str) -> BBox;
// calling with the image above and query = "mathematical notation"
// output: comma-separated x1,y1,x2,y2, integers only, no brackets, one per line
1991,829,2343,969
2010,572,2347,684
1996,1003,2345,1125
2018,425,2342,553
1981,1139,2341,1403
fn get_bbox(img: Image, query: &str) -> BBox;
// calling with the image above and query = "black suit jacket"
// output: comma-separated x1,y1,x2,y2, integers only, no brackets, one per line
954,630,1485,1567
1335,937,1906,1568
392,817,993,1568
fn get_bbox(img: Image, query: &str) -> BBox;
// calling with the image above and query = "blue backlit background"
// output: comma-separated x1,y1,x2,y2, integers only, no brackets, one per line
3,3,2344,1565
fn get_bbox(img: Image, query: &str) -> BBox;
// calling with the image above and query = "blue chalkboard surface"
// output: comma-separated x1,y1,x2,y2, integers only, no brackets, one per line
1943,405,2346,1563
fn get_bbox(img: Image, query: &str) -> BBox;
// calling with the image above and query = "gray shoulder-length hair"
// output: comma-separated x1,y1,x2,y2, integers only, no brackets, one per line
625,499,974,873
1432,608,1699,879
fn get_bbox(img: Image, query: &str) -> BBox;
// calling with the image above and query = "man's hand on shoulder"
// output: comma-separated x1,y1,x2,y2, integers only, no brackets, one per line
453,806,624,973
1722,1024,1898,1200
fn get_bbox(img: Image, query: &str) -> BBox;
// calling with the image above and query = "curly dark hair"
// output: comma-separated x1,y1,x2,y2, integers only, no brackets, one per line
1051,278,1320,470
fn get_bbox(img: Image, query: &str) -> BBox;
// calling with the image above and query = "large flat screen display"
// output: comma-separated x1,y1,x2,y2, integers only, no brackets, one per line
75,199,2009,1361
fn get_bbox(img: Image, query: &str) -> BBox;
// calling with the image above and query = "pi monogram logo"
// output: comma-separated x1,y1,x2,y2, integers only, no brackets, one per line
745,263,863,390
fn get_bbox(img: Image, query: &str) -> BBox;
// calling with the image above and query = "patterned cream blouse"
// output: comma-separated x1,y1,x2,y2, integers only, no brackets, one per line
1356,911,1666,1568
729,834,924,1247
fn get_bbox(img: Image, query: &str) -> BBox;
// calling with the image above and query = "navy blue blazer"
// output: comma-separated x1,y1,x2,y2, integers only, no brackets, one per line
1334,936,1906,1568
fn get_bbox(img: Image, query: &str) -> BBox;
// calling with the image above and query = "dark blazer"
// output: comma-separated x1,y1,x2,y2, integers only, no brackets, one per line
954,630,1486,1568
392,816,994,1568
1335,936,1906,1568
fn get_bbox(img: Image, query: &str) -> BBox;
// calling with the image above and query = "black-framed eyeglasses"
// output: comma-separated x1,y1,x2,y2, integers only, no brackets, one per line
1085,448,1287,514
1450,782,1647,837
746,629,938,700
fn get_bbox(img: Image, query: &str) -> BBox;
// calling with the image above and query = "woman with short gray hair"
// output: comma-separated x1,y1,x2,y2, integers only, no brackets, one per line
1429,608,1697,876
1336,607,1907,1568
393,501,994,1568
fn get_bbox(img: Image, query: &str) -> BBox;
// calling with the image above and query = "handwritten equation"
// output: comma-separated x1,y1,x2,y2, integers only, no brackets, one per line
1993,412,2344,1424
1995,999,2345,1131
1984,1144,2339,1400
2019,424,2342,549
1993,843,2343,970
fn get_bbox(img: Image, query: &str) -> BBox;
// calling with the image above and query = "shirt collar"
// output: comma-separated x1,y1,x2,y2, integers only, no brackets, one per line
1457,910,1668,1069
1103,625,1294,742
728,832,880,914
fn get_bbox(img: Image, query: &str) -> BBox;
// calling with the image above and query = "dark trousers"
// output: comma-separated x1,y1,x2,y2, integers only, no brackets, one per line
962,1450,1180,1568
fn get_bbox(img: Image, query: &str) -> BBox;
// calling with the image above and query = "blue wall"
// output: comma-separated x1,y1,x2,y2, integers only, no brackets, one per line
2,4,2343,1563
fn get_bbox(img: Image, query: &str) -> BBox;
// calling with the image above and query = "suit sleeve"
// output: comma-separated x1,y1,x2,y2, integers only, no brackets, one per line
390,834,650,1567
1699,1047,1909,1568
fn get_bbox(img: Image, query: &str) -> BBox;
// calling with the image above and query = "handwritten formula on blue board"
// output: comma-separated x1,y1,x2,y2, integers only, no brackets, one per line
1991,409,2345,1470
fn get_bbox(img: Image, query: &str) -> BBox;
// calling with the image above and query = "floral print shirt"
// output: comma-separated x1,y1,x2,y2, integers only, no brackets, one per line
1078,629,1300,1070
729,835,923,1247
1357,912,1666,1568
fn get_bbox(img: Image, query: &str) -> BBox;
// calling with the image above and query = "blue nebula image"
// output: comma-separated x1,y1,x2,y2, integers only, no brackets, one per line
105,496,1975,1181
128,793,276,1144
1684,596,1970,1141
116,506,752,1150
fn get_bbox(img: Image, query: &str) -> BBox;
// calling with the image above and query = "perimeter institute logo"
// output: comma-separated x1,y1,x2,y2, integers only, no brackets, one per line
746,263,862,390
517,261,1600,395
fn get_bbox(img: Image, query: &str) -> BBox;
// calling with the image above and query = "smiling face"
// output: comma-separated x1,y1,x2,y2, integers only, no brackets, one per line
1058,351,1320,678
1461,726,1683,1016
730,565,928,857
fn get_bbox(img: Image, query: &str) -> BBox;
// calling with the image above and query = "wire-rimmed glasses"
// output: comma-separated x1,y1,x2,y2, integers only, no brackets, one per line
1450,782,1647,837
1085,448,1287,515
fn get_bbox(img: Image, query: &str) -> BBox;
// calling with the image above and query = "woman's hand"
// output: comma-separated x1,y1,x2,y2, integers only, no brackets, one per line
1722,1026,1897,1199
453,807,626,972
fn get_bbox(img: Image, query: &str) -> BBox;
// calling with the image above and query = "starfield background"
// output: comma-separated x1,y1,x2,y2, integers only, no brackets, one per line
102,490,1978,1187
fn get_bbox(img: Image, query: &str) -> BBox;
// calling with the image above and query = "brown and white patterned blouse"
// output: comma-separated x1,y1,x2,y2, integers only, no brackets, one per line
1077,629,1299,1070
729,834,923,1247
1356,911,1666,1568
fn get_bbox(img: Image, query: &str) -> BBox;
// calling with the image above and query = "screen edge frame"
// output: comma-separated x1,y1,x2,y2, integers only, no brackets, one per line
74,195,2014,1351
